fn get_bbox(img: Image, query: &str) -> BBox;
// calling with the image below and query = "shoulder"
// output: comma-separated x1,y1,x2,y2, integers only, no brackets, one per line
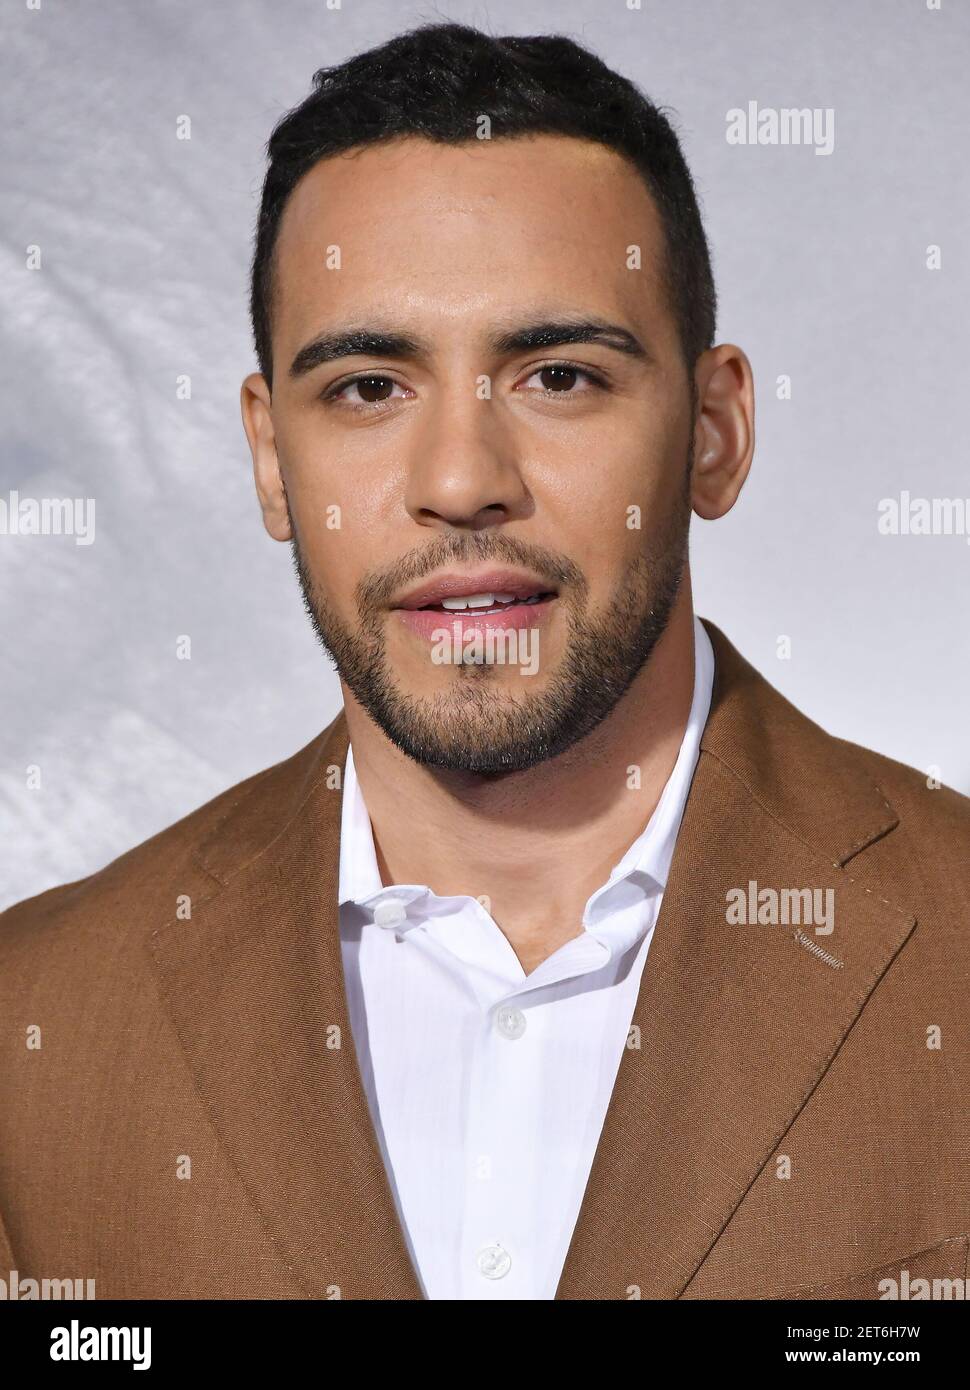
834,734,970,894
844,735,970,833
701,618,970,901
0,715,345,969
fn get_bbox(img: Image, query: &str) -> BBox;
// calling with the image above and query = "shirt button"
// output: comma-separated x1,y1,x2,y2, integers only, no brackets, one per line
476,1244,512,1280
495,1006,526,1040
373,898,408,930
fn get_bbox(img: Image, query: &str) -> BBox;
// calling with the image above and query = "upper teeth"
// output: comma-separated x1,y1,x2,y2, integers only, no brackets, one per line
440,591,528,610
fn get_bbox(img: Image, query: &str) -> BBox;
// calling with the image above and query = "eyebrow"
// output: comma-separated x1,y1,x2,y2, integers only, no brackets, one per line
287,317,648,380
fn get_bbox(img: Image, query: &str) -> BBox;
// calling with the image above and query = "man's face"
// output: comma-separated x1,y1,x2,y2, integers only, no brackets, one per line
258,134,696,773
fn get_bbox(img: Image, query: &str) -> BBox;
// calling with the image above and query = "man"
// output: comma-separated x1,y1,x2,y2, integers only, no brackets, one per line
2,22,967,1302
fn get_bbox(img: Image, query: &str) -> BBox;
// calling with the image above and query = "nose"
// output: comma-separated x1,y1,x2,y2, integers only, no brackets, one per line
403,383,531,531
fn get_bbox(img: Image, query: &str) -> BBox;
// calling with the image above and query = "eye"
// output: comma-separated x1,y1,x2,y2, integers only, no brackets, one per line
323,374,411,409
517,362,607,396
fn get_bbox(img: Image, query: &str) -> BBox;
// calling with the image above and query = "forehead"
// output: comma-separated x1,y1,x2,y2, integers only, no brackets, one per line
271,133,670,352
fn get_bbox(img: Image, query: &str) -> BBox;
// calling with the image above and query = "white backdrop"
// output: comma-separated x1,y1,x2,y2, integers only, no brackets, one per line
2,0,967,909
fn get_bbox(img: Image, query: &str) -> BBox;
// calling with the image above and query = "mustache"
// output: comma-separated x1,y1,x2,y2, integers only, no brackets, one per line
354,532,588,614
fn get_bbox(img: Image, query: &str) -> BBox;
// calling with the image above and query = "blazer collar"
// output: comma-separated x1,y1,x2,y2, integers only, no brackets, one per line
149,619,914,1299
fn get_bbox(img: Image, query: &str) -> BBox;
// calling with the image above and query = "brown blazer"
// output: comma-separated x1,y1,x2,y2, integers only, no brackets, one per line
2,620,968,1300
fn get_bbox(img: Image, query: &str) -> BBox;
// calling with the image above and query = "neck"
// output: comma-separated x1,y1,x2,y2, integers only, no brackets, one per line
343,589,698,974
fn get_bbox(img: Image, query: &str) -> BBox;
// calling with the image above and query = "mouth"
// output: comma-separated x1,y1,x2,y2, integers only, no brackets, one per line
390,574,559,641
411,589,557,616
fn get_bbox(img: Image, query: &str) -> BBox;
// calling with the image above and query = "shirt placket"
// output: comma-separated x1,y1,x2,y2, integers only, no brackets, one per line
438,928,614,1299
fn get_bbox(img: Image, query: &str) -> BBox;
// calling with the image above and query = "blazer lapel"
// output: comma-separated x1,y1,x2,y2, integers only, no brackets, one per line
148,714,424,1299
554,623,917,1299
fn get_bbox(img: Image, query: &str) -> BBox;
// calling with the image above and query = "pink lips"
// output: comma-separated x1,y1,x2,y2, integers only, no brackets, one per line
393,568,556,610
390,567,559,642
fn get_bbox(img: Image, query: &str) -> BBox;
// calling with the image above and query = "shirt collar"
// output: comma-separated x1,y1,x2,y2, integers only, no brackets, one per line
338,612,715,913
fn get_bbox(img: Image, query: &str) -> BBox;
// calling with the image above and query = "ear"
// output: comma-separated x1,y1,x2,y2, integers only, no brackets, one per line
689,344,755,521
240,372,292,541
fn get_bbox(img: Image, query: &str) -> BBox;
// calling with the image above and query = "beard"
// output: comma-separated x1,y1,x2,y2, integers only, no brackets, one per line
291,466,692,777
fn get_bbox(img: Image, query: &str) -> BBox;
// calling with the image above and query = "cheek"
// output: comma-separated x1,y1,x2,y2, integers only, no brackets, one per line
292,503,385,614
276,420,395,557
534,425,680,546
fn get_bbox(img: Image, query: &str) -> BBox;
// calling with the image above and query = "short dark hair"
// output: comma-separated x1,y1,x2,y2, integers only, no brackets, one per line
249,21,716,390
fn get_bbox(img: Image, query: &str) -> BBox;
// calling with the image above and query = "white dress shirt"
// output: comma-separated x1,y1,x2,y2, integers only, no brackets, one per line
338,613,715,1299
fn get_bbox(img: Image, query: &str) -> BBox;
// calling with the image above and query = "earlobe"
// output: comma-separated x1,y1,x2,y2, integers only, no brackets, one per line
690,345,755,522
241,373,292,542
